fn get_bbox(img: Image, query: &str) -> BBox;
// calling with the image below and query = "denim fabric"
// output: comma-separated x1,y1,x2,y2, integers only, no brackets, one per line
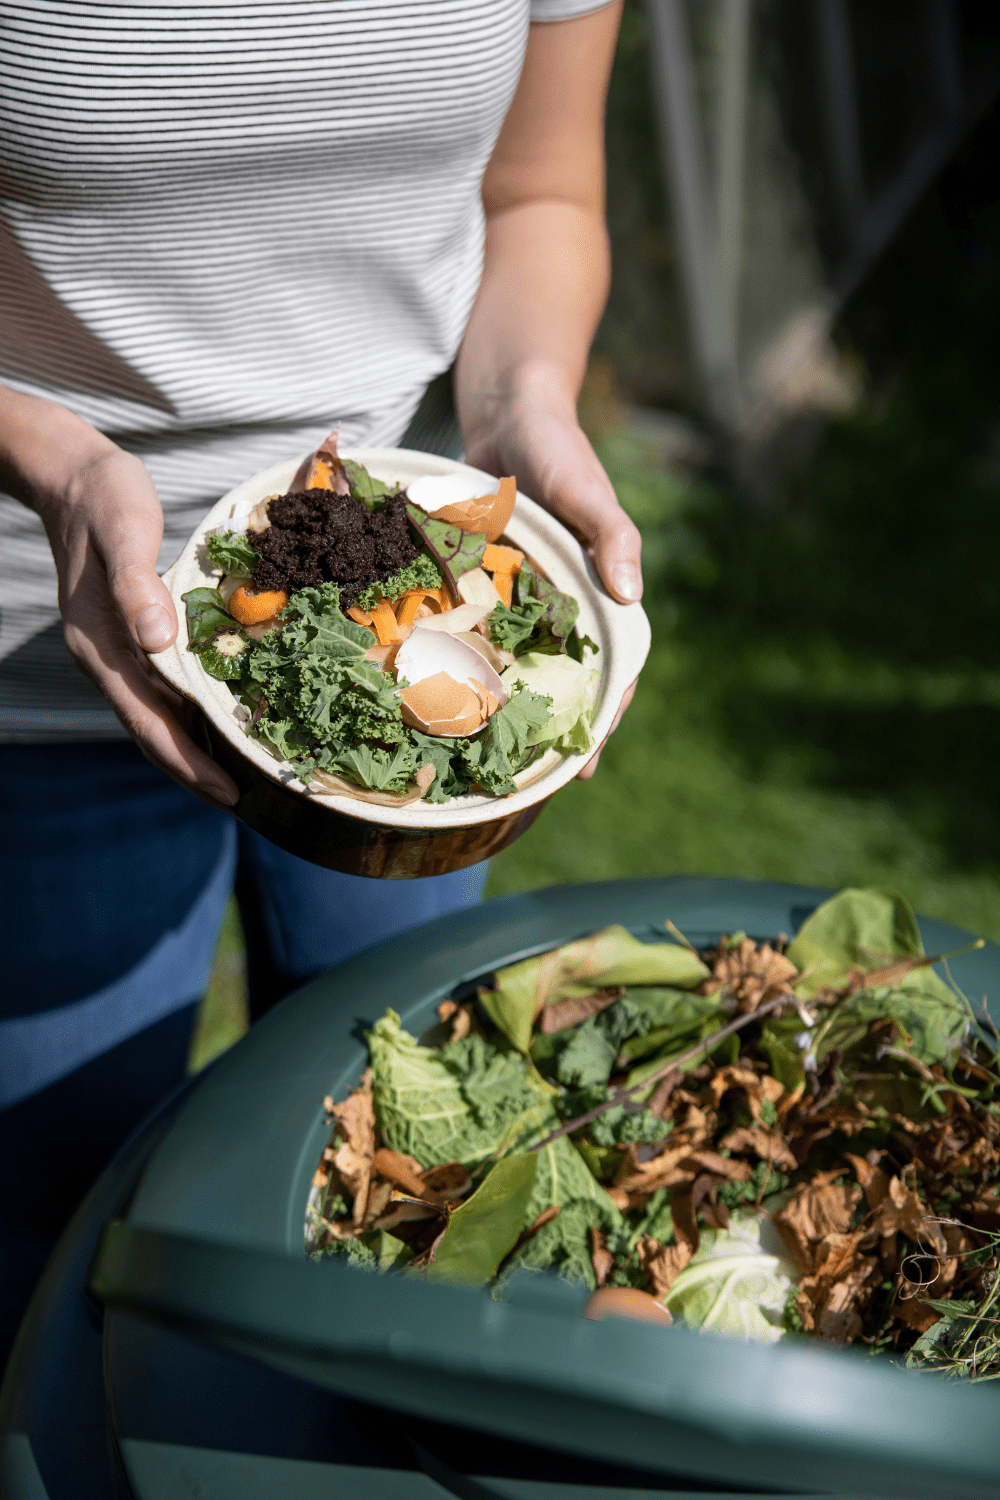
0,740,487,1365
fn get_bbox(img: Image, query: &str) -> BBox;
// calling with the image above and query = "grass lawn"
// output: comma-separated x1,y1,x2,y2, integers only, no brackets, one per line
191,105,1000,1069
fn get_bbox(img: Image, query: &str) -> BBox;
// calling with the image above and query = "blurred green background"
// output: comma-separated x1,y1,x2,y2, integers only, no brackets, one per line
189,19,1000,1073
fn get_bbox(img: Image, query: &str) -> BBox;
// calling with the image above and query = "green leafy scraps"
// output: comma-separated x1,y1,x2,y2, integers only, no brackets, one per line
352,553,442,612
483,925,710,1054
182,586,237,647
487,598,547,654
343,460,397,507
405,502,488,595
459,686,552,797
367,1011,548,1167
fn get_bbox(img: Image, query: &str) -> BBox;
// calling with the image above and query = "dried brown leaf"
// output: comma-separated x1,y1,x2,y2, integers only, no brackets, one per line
589,1226,614,1287
327,1068,376,1228
539,987,624,1035
638,1235,693,1299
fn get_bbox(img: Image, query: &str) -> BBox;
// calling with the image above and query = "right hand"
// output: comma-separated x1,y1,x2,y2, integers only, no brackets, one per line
2,389,239,808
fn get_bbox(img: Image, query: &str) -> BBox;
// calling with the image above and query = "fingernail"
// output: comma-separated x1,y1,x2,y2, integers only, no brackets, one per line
206,782,238,807
134,604,173,651
612,563,642,602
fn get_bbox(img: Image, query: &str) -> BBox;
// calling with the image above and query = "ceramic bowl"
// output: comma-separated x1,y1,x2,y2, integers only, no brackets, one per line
150,447,651,878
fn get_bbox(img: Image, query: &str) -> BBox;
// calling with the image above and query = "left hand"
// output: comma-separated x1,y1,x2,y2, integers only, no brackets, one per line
461,365,642,778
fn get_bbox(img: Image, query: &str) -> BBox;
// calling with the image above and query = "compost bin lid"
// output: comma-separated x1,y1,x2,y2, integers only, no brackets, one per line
89,878,1000,1500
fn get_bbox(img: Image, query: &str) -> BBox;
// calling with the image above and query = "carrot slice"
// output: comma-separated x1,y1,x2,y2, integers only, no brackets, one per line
347,606,373,627
228,584,289,625
394,589,435,631
369,597,402,645
483,543,523,574
493,570,513,607
304,454,336,490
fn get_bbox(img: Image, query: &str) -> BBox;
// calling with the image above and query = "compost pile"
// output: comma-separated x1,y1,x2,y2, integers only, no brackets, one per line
308,889,1000,1374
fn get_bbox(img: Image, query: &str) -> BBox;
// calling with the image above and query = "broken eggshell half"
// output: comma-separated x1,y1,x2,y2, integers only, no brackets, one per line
395,623,507,737
406,473,516,544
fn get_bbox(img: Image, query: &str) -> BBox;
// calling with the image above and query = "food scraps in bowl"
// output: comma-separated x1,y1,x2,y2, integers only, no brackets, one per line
182,430,599,806
307,887,1000,1369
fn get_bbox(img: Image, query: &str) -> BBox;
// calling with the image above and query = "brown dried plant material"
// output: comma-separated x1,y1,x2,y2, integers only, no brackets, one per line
436,999,475,1042
717,1125,798,1171
589,1226,614,1287
539,987,625,1036
373,1147,428,1198
701,937,799,1013
638,1235,693,1299
326,1067,376,1228
773,1176,861,1273
421,1161,472,1201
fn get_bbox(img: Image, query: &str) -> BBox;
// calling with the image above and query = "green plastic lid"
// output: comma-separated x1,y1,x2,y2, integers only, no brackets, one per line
89,879,1000,1499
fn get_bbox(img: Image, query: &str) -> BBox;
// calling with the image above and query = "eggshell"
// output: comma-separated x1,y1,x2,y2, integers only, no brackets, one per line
412,602,491,635
453,631,511,674
457,568,504,610
395,628,506,707
407,474,515,542
400,673,484,737
583,1287,673,1326
407,474,491,512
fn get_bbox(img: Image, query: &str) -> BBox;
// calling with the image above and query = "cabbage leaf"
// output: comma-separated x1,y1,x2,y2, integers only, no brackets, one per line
665,1211,798,1343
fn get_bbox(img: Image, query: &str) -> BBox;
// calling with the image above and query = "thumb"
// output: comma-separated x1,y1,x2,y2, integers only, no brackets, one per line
591,509,643,605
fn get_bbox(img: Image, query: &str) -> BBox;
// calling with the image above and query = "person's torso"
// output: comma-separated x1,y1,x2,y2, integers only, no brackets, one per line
0,0,529,439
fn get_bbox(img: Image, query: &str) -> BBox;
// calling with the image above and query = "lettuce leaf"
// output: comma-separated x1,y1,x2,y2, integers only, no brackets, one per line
205,528,258,577
787,887,952,1002
500,653,599,754
665,1210,798,1343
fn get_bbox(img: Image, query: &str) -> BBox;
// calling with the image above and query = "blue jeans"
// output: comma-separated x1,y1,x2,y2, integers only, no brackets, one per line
0,741,487,1364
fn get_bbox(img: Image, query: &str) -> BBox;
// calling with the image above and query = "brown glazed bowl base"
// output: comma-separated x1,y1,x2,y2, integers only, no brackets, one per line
199,714,548,878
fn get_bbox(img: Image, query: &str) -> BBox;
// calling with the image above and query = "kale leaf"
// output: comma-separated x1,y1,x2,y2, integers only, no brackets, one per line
487,598,547,654
205,529,258,577
460,686,552,796
352,553,442,612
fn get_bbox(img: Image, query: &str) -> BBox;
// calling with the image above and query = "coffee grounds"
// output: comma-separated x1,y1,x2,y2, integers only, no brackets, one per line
250,489,418,608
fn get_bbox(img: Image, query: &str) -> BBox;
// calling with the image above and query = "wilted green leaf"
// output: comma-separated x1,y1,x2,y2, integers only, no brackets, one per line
182,586,237,646
425,1154,538,1285
484,926,710,1054
205,528,258,577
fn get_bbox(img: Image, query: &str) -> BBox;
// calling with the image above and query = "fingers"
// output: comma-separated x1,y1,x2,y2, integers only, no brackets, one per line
576,680,636,781
67,600,240,807
86,461,179,652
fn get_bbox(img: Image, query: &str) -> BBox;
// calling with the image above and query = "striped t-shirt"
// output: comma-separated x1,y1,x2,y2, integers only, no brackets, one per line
0,0,609,740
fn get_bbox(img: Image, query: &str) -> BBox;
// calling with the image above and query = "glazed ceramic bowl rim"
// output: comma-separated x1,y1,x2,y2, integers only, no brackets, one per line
151,446,651,832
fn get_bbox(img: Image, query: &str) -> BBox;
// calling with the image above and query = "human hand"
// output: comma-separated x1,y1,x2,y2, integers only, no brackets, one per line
459,364,642,778
4,393,239,807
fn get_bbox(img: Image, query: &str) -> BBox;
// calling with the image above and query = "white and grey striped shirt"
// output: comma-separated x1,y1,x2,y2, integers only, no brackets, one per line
0,0,609,740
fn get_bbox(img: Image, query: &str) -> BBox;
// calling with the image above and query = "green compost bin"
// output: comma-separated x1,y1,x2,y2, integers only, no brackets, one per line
80,877,1000,1499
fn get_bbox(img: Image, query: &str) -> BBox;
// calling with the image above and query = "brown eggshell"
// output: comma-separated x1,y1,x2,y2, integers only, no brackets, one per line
430,476,516,543
583,1287,673,1327
400,672,484,737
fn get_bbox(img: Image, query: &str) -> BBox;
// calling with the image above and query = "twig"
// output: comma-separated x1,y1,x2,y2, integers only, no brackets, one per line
664,918,698,953
529,993,790,1153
